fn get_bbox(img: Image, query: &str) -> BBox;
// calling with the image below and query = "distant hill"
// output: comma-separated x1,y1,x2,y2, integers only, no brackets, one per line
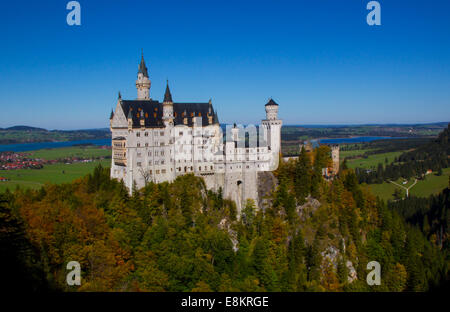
3,125,47,131
0,126,110,145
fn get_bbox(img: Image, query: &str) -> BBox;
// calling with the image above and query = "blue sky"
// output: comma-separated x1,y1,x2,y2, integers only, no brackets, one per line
0,0,449,129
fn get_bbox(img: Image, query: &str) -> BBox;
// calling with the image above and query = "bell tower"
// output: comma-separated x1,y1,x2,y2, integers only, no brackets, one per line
136,51,151,100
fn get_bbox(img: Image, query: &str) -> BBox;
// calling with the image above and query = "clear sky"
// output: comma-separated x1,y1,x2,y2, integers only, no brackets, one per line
0,0,449,129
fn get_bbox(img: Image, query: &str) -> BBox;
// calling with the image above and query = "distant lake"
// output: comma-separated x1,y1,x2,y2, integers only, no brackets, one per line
317,136,409,144
0,136,410,153
0,139,111,152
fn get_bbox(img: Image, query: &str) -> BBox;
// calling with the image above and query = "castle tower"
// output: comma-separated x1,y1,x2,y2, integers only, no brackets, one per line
262,98,282,170
331,145,339,174
162,81,174,127
136,52,151,100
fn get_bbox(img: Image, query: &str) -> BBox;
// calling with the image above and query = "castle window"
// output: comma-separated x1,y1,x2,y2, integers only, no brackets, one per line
179,131,183,136
162,169,166,174
148,151,152,156
210,166,213,170
137,143,141,147
161,151,164,156
137,132,140,137
148,161,152,165
150,170,152,174
153,113,157,118
156,170,160,174
145,143,148,147
160,131,164,136
145,132,148,136
137,162,142,167
161,160,165,165
190,112,194,117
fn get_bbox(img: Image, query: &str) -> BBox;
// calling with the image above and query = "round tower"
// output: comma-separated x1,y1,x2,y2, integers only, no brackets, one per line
262,98,282,170
136,52,151,100
265,98,279,120
331,145,340,174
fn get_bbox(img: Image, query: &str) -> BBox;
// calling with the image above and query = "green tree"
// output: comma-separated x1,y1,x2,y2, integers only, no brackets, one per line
294,147,312,204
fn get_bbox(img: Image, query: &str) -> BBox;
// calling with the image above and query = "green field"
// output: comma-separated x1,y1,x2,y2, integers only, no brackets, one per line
340,148,371,159
368,168,450,201
345,151,404,169
0,159,111,193
28,146,111,160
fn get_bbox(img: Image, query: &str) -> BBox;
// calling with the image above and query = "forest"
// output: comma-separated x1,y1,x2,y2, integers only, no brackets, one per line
0,145,448,292
355,124,450,184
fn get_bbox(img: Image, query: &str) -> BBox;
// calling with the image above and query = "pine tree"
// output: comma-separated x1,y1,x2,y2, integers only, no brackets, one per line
294,147,311,204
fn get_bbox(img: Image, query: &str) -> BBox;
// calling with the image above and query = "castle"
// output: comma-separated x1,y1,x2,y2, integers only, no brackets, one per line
109,54,282,213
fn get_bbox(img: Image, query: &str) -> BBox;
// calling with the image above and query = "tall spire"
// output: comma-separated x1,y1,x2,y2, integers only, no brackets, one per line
164,80,173,103
138,50,149,78
136,51,151,100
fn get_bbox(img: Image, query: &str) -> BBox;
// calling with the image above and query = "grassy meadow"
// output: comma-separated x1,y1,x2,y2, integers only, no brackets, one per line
0,146,111,193
345,151,404,169
367,168,450,202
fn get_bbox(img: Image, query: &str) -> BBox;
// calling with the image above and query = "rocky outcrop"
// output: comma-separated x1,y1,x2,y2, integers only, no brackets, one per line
257,171,278,210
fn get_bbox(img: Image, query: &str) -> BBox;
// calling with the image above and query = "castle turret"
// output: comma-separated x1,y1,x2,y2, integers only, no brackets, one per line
136,52,151,100
162,80,174,127
262,98,282,170
127,109,133,129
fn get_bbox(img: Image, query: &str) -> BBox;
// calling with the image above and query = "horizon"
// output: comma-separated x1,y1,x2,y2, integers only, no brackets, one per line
2,121,449,132
1,1,450,129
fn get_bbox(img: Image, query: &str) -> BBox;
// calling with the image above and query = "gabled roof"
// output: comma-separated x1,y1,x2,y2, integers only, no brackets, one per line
120,100,219,128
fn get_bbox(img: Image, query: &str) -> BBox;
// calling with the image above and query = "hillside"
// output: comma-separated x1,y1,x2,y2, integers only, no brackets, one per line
1,147,448,292
355,124,450,191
